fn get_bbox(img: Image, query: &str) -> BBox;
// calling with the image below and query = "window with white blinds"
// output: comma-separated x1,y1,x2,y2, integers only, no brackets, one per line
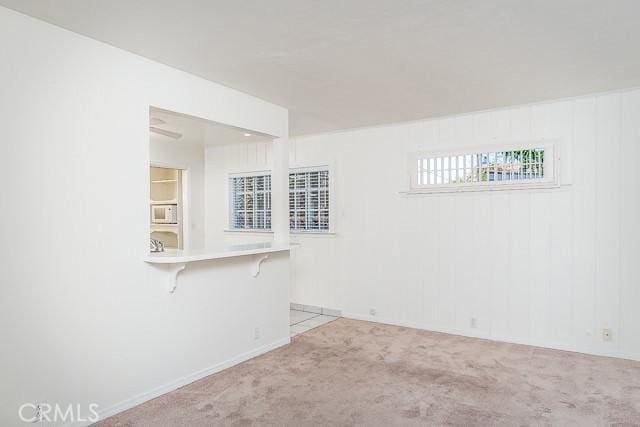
412,145,555,191
289,169,330,231
229,174,271,229
228,168,330,232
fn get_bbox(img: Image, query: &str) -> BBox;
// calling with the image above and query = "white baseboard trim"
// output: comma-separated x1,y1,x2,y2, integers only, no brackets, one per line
82,336,290,426
342,312,640,362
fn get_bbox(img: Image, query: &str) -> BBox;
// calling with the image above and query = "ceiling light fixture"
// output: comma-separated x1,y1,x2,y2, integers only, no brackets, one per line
243,133,252,137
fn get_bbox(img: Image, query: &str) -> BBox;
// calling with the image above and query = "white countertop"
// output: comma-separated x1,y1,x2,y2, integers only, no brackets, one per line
143,241,293,264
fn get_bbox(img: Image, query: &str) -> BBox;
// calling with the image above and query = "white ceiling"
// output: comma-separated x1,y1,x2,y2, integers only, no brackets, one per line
3,0,640,136
150,108,271,146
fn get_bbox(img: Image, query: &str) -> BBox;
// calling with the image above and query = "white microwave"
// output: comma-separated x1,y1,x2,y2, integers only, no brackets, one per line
151,204,178,224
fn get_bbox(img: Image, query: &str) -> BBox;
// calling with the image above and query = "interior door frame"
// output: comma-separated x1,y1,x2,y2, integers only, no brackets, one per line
150,161,190,250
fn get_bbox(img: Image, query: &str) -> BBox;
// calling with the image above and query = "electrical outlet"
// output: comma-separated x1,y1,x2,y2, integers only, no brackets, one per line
369,308,377,316
603,329,613,341
254,327,260,340
470,317,478,329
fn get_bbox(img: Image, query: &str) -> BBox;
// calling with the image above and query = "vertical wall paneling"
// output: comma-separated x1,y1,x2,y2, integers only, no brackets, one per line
507,192,531,340
619,90,640,355
488,193,510,338
437,196,457,327
208,89,640,360
529,191,552,344
571,97,597,349
594,93,621,354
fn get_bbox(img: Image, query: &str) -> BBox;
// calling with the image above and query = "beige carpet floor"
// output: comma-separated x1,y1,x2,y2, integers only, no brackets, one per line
99,318,640,426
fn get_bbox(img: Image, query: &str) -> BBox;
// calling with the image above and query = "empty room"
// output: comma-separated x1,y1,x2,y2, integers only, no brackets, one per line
2,1,640,425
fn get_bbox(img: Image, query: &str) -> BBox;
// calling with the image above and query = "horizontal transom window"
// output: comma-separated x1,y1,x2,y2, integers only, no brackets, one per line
410,144,556,192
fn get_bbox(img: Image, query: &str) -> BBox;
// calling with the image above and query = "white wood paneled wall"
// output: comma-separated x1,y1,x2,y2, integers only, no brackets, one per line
207,88,640,361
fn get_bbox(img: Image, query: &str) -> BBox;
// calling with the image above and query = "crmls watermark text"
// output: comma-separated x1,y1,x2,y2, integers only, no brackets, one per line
18,403,99,423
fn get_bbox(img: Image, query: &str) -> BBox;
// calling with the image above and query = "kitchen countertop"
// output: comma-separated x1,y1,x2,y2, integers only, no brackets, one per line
143,241,293,264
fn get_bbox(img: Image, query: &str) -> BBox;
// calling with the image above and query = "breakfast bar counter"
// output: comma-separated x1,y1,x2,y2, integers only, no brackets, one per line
143,242,292,264
143,242,293,293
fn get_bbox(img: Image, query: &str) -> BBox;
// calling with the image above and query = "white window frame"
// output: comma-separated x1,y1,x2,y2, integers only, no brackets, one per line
228,170,272,231
289,165,334,234
226,165,335,234
406,140,559,194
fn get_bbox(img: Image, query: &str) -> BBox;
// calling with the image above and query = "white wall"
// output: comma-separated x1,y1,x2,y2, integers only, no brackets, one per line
0,7,289,426
210,88,640,362
150,138,206,249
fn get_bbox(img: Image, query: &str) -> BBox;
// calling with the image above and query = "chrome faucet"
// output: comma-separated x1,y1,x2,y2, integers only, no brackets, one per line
150,238,164,253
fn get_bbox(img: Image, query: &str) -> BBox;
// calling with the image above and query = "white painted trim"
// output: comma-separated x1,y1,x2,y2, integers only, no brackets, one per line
289,164,329,173
401,184,572,197
400,182,564,196
180,169,190,250
149,162,190,250
150,161,190,171
228,169,272,178
82,337,290,427
342,312,640,362
224,228,274,234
